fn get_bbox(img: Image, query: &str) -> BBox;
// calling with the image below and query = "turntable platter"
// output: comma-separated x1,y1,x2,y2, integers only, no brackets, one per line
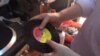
0,24,17,55
0,25,12,50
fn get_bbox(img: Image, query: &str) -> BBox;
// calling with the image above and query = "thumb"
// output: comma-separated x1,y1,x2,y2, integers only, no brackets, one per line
47,40,61,50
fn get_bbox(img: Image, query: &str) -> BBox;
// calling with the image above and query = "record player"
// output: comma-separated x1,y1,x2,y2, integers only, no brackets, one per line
0,19,27,56
0,0,73,56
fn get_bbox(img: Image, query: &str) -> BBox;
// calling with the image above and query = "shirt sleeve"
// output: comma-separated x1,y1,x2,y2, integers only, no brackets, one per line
75,0,96,17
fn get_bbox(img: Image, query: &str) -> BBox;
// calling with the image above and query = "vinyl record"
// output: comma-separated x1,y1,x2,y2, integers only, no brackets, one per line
24,19,60,53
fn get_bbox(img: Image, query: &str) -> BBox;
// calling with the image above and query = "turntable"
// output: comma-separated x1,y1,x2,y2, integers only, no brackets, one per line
0,21,26,56
0,23,17,55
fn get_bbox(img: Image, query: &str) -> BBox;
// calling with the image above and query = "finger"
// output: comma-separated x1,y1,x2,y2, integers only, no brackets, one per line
59,31,65,44
39,16,49,29
47,40,60,50
29,15,41,21
30,14,46,21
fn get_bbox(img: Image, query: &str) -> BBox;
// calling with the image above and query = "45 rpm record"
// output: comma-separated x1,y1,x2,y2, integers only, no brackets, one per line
24,19,60,53
33,27,52,43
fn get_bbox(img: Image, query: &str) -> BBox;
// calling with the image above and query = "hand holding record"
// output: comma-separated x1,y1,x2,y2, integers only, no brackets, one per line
30,13,62,28
46,40,80,56
24,19,60,53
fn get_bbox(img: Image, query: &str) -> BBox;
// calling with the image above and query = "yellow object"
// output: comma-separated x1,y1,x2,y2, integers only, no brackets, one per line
40,28,52,43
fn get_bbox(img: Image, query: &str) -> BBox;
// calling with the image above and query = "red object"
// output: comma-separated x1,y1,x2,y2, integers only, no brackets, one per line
33,27,42,40
60,20,80,43
61,20,81,28
65,35,74,43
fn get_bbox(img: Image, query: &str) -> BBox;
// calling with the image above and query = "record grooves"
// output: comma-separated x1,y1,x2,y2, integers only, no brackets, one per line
24,19,60,53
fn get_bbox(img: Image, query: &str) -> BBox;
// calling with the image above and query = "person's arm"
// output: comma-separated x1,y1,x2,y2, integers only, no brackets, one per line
58,0,96,21
58,4,82,21
31,0,95,29
31,4,82,28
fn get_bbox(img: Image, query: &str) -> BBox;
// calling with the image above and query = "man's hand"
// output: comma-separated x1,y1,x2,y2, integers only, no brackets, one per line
47,40,80,56
30,13,61,29
30,3,82,30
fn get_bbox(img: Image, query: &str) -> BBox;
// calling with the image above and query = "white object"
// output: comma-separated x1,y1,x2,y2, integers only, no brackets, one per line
77,17,86,25
45,0,55,3
0,0,9,7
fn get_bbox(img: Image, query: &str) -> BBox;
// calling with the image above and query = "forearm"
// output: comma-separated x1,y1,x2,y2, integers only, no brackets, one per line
65,47,80,56
58,4,82,21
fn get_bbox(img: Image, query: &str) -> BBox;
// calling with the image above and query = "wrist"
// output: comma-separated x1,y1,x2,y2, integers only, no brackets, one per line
55,13,63,24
